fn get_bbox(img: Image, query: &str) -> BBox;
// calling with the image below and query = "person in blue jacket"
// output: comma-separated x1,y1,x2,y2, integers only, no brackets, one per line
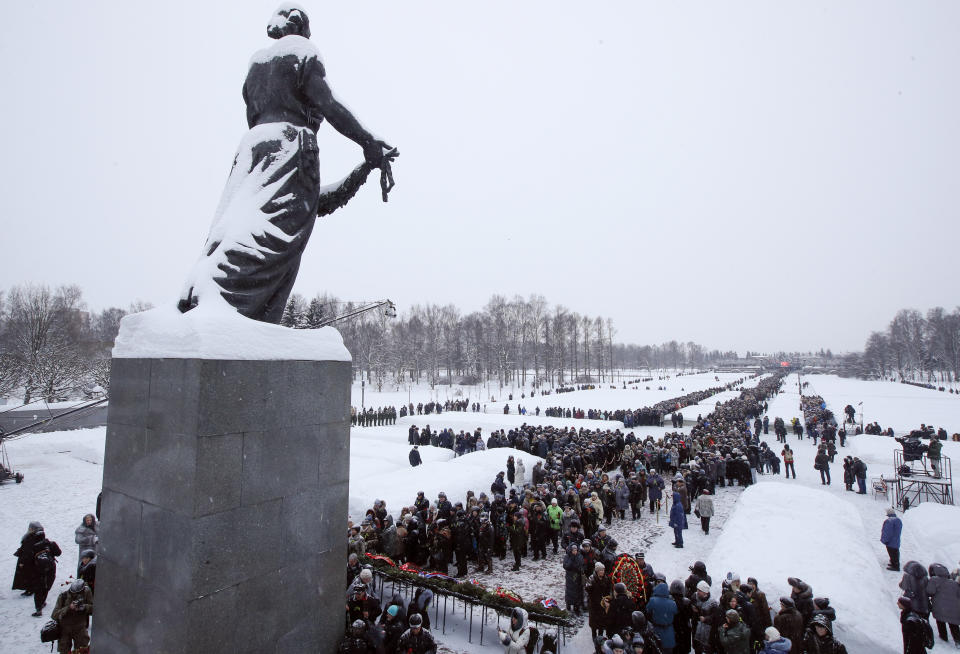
881,507,903,571
669,492,688,548
646,582,679,652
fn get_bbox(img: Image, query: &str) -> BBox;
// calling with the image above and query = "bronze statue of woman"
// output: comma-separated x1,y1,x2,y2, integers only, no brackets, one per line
179,4,396,323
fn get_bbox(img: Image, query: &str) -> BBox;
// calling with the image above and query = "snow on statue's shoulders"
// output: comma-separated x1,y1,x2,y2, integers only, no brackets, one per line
113,304,350,362
250,34,320,68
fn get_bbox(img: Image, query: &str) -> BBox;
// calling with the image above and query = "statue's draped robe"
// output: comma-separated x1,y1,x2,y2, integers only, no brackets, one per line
180,36,329,323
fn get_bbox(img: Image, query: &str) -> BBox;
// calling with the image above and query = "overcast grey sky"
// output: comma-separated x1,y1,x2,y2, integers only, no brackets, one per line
1,2,957,353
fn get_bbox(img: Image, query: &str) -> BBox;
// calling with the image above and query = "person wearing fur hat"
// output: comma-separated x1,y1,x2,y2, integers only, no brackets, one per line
926,562,960,647
73,514,98,560
747,577,772,630
900,561,931,617
773,597,804,654
787,577,814,624
761,626,792,654
12,521,44,596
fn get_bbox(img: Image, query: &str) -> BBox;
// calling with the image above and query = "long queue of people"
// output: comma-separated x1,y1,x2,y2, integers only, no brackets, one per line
541,377,754,428
351,399,482,427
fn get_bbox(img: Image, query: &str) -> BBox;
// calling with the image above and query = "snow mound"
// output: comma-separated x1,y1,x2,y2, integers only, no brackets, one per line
349,446,542,522
113,304,351,361
707,483,900,652
901,502,960,570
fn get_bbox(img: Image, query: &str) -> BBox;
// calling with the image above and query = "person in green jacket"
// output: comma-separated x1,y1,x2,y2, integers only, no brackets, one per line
928,436,943,478
718,609,752,654
547,498,564,554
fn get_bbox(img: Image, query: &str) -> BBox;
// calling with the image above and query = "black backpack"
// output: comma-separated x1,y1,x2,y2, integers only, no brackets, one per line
40,619,60,643
35,550,55,576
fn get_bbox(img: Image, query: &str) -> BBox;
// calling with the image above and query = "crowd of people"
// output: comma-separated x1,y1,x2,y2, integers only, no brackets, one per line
344,374,803,652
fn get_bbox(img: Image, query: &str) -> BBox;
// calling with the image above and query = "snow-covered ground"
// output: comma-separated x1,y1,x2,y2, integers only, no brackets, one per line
347,370,757,413
3,373,958,653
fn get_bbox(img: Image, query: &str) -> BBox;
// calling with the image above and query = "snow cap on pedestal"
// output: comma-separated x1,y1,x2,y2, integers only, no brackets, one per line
113,304,351,361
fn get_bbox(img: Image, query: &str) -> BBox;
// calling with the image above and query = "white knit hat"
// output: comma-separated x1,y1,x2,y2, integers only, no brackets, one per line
697,580,710,593
765,627,781,641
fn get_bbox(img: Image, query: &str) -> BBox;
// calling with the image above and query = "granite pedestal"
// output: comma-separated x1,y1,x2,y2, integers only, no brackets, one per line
92,358,351,654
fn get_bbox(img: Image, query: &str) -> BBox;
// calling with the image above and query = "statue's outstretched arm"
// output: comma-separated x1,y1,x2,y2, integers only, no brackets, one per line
306,75,384,164
316,162,375,217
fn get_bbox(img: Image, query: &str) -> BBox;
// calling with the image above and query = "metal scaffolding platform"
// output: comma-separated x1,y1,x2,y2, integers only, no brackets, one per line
893,449,953,509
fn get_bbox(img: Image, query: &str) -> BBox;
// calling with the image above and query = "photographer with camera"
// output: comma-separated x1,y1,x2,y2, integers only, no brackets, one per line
51,579,93,654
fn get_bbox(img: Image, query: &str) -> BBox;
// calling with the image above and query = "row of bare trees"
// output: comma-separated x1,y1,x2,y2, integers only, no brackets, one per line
282,292,735,391
0,284,736,403
0,285,149,404
848,307,960,383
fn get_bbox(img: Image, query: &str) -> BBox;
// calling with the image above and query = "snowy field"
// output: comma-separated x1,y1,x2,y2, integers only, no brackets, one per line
347,370,758,413
2,373,959,652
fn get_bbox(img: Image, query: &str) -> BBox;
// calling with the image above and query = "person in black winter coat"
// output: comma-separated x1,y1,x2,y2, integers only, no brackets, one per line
736,585,762,643
453,512,472,577
610,582,637,636
803,615,848,654
631,611,665,654
563,544,585,615
409,446,422,467
30,529,62,616
586,562,614,640
670,579,694,654
78,549,97,595
12,521,44,595
787,577,814,624
530,504,550,561
491,472,507,497
338,620,375,653
378,605,407,653
897,597,930,654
